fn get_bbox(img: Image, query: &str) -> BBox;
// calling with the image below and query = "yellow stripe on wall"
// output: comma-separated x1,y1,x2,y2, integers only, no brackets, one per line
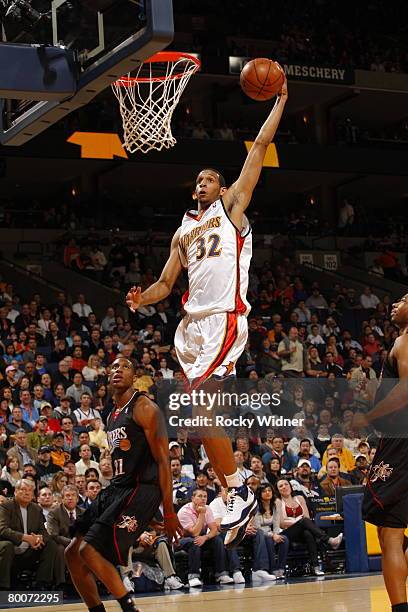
244,141,280,167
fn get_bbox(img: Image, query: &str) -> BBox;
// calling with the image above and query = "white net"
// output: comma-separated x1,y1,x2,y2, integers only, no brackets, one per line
111,53,200,154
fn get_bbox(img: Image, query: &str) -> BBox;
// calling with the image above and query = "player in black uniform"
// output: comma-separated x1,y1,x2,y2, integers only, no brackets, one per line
65,357,182,612
354,293,408,612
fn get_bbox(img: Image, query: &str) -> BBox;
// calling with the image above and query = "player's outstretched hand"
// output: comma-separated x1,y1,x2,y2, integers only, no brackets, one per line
125,286,142,312
275,63,288,99
164,514,183,544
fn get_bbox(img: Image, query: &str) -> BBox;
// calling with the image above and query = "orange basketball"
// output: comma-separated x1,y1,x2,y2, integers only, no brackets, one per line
240,58,285,101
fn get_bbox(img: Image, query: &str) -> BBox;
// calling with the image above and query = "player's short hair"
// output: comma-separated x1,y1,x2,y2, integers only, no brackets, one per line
198,168,227,188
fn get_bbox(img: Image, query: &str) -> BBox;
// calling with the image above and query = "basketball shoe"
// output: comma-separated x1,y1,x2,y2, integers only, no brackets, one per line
220,483,257,547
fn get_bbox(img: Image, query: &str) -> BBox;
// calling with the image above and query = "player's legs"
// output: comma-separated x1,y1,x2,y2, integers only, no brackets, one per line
65,536,104,610
378,526,408,607
176,313,256,543
79,541,131,599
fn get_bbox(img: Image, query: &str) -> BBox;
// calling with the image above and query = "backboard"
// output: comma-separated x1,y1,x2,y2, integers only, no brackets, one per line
0,0,174,145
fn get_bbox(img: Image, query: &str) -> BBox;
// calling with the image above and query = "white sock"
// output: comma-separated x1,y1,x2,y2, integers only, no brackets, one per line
225,470,242,488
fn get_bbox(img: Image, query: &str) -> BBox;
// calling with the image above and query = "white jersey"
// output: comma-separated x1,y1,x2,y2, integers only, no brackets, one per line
179,198,252,317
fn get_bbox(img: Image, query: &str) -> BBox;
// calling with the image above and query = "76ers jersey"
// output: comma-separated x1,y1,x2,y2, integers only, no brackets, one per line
106,392,158,487
179,198,252,317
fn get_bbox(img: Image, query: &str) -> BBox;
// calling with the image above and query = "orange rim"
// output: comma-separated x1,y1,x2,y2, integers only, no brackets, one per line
114,51,201,86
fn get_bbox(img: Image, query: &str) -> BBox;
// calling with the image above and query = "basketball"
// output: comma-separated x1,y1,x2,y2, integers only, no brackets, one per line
240,58,285,101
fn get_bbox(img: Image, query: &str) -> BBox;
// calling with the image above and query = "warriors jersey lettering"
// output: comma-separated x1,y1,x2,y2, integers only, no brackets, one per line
179,198,252,317
107,391,158,487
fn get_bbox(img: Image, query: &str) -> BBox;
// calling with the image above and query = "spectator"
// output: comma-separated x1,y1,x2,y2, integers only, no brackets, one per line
82,355,106,382
158,357,174,379
7,429,38,471
322,434,355,473
98,457,113,488
75,475,87,506
275,479,342,576
360,287,380,310
234,450,253,481
277,327,305,378
83,479,102,509
37,486,54,521
6,406,32,434
19,390,39,429
50,472,69,498
70,431,101,463
250,455,268,483
305,289,328,311
53,396,73,421
88,417,108,451
62,459,77,485
195,471,218,504
320,457,351,496
306,325,326,347
177,488,233,587
292,440,321,472
72,294,93,319
1,456,23,489
262,436,293,473
254,483,289,579
26,416,54,451
46,484,84,550
75,444,101,477
171,457,195,509
123,526,184,591
66,373,93,406
324,352,344,378
349,454,369,485
0,478,60,590
50,432,69,468
101,307,116,333
291,460,321,498
73,393,101,427
35,445,61,484
60,416,79,453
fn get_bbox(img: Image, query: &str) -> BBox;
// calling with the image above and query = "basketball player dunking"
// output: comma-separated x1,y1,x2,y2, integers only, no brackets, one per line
354,294,408,612
65,357,181,612
126,76,288,546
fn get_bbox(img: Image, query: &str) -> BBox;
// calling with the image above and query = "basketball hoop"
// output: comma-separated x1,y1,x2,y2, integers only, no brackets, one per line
112,51,201,154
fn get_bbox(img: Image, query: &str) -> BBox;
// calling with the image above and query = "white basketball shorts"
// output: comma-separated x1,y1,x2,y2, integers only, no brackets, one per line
174,312,248,386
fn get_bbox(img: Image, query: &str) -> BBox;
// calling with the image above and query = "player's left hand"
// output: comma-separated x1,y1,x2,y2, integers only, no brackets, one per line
275,63,288,99
164,514,183,544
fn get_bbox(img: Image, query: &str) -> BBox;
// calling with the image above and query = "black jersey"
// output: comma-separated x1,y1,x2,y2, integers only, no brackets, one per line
372,346,405,435
106,391,159,487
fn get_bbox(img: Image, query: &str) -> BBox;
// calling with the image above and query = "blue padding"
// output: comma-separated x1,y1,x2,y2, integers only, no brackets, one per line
0,43,77,100
344,493,369,573
368,556,382,572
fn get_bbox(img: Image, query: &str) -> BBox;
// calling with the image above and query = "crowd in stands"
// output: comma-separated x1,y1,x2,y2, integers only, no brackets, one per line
0,248,397,593
174,0,408,74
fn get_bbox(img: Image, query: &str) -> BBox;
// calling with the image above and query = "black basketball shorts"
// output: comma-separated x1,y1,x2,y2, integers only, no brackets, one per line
74,482,161,566
363,437,408,529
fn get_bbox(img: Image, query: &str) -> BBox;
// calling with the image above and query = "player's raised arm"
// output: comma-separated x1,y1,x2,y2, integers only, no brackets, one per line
126,227,183,311
354,334,408,428
223,75,288,227
134,397,183,542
